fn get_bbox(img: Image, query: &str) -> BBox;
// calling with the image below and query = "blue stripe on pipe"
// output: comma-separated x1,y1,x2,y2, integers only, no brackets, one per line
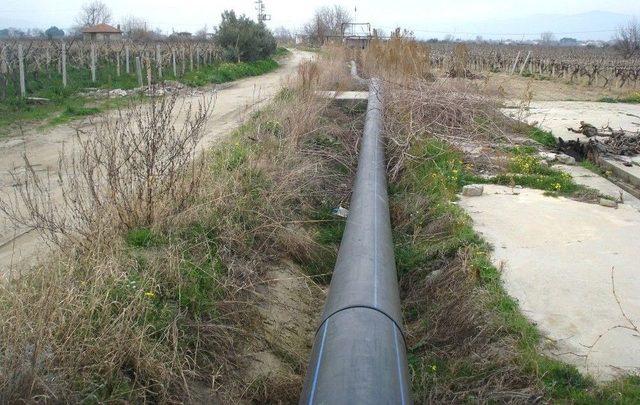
394,325,407,405
308,320,329,405
314,305,407,343
373,136,379,308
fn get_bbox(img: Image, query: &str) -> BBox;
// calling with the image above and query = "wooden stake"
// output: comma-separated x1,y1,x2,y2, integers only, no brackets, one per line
510,51,521,75
135,56,143,86
181,48,186,75
519,51,531,76
172,49,177,77
125,45,130,74
0,46,7,100
146,55,152,88
156,44,162,78
90,43,96,82
62,42,67,88
18,44,26,97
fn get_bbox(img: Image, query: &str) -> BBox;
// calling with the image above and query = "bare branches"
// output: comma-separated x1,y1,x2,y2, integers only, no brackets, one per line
0,94,213,247
614,19,640,60
382,78,504,180
303,5,352,45
75,0,112,28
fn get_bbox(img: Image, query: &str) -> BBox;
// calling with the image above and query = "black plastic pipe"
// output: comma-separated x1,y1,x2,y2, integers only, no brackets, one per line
299,78,412,404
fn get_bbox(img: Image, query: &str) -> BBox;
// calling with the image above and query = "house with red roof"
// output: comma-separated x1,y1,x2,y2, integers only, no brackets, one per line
82,23,123,41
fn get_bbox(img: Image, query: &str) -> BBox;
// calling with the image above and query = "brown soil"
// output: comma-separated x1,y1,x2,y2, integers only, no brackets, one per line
486,72,636,102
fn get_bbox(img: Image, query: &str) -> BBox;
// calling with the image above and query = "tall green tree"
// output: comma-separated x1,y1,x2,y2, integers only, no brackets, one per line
215,10,276,62
45,26,65,39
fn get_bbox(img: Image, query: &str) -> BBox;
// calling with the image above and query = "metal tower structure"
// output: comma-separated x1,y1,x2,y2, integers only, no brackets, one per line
255,0,271,23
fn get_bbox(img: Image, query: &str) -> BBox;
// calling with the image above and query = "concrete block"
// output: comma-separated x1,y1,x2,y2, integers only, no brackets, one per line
462,185,484,197
599,198,618,208
539,152,558,162
557,154,576,165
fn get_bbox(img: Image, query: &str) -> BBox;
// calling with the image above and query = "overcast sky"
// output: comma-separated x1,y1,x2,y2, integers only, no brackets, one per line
1,0,638,40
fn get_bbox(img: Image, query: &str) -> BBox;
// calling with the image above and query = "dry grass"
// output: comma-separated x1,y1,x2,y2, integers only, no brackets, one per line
357,40,567,402
0,48,363,402
361,31,432,81
0,94,211,248
384,80,507,180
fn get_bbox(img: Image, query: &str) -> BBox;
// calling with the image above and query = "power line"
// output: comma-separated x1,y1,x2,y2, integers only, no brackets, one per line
375,25,618,37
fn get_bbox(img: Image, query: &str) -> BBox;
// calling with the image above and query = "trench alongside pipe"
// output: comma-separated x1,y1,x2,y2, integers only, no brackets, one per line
299,68,412,404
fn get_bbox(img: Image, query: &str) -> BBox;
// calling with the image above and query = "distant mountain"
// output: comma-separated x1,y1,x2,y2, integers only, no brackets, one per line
0,16,32,30
423,11,635,41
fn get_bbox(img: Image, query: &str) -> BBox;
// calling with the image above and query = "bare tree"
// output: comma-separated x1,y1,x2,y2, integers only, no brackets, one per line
303,5,352,45
540,31,555,44
373,28,387,38
0,96,213,247
614,19,640,59
274,26,294,44
121,15,149,40
75,0,112,28
195,25,208,39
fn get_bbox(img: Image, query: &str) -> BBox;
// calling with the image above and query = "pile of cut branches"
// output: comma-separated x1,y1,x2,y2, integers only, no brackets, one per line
559,122,640,159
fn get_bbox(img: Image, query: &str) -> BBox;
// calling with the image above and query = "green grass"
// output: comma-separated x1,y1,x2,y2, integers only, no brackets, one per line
599,93,640,104
125,228,160,248
392,137,640,402
0,54,280,137
179,58,279,87
580,160,607,176
273,47,291,58
491,155,578,194
529,127,558,148
0,92,144,138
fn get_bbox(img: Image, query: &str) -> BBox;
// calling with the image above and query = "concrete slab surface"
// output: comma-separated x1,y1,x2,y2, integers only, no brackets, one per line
459,184,640,381
600,158,640,188
315,91,369,100
556,164,640,212
502,101,640,142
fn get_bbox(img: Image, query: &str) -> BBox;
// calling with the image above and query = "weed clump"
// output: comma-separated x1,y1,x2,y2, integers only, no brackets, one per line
529,127,558,148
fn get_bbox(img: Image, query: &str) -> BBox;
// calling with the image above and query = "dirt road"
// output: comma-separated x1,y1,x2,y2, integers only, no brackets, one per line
0,49,314,273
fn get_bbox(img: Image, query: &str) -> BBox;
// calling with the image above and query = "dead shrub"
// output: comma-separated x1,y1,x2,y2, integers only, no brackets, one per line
449,43,471,78
0,94,212,248
381,78,507,180
361,29,432,81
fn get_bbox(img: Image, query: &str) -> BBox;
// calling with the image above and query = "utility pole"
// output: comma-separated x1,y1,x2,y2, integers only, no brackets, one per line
255,0,271,24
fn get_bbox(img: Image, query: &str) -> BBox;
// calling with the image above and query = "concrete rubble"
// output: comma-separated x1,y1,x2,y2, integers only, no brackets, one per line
462,184,484,197
599,198,619,208
556,154,576,165
80,80,199,99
